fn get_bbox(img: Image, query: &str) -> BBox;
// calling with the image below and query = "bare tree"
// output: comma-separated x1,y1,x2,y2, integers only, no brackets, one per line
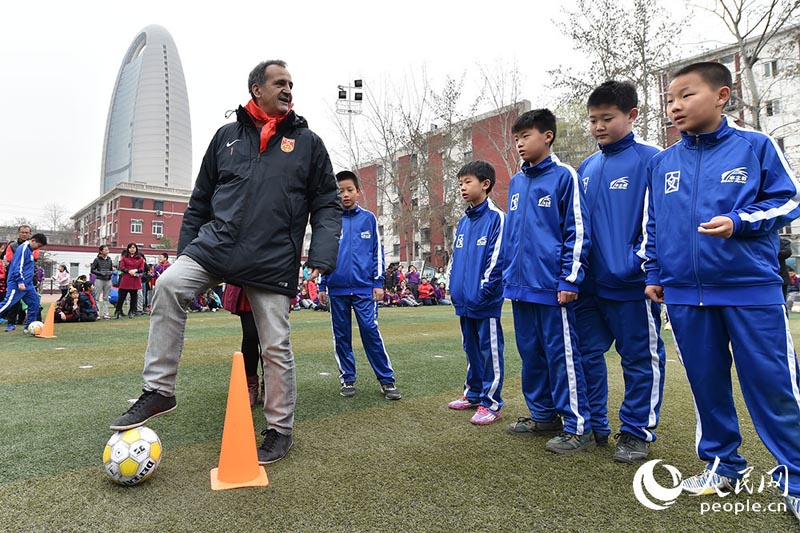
697,0,800,131
41,203,70,232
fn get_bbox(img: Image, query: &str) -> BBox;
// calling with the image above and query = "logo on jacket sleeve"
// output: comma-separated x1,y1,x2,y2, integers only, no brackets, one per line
280,137,295,153
455,234,464,248
665,171,680,194
582,176,590,192
720,167,748,184
476,236,487,246
360,231,371,239
510,193,519,211
609,177,629,190
538,195,551,207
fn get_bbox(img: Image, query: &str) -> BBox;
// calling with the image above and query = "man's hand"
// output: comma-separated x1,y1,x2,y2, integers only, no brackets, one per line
645,285,664,303
557,290,578,305
308,268,323,280
698,216,734,238
318,291,327,306
17,283,25,290
373,288,384,302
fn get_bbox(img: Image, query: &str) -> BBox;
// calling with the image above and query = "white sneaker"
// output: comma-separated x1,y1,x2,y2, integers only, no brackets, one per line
786,494,800,522
681,468,736,495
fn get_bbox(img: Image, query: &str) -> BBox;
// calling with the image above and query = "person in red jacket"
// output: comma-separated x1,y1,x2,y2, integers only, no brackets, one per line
417,277,435,305
114,243,145,319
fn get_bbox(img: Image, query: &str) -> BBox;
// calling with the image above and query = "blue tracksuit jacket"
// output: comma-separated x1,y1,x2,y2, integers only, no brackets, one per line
6,241,36,287
578,132,660,300
644,118,800,306
319,204,384,296
503,155,591,305
449,198,505,318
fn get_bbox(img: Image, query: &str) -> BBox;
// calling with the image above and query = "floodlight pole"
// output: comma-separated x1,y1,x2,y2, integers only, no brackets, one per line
336,80,364,171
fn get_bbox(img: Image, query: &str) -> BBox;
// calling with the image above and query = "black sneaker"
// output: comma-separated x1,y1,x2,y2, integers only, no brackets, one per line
110,390,177,430
613,432,650,464
257,428,294,464
340,382,356,397
381,383,402,400
595,433,610,447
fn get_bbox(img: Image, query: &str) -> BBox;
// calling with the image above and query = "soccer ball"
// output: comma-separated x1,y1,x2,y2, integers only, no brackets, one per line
103,427,162,485
27,321,44,335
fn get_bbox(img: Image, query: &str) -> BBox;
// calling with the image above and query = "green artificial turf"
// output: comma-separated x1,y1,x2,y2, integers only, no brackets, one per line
0,304,797,532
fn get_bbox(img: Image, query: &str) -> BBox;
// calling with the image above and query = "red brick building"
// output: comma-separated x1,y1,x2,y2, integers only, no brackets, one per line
72,182,190,249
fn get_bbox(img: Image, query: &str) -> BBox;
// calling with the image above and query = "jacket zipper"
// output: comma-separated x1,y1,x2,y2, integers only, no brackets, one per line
691,135,704,305
516,175,533,299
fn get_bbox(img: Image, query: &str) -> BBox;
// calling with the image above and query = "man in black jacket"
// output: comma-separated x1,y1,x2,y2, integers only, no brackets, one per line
111,60,343,464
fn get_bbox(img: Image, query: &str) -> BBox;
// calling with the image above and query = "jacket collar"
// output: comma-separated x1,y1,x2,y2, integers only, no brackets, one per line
599,132,635,154
465,198,489,219
343,203,362,216
521,155,555,176
235,106,306,132
680,116,734,148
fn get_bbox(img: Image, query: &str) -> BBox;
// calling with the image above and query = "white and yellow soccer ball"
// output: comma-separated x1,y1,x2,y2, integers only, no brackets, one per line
27,321,45,335
103,427,162,485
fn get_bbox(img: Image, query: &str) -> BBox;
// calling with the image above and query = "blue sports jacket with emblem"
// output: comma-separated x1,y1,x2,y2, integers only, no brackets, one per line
319,204,384,296
577,132,660,301
644,118,800,306
448,198,506,318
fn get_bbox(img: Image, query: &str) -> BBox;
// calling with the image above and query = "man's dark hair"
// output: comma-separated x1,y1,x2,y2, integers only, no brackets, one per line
248,59,288,98
672,61,732,90
160,253,169,261
99,245,108,253
512,109,557,146
336,170,360,190
18,225,31,232
457,160,497,193
587,80,638,113
30,233,47,246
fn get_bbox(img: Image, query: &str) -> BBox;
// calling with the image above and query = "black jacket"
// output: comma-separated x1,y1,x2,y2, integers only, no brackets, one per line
178,107,342,296
91,255,114,281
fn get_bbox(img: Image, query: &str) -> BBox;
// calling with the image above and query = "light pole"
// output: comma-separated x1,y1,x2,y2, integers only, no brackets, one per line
336,79,363,171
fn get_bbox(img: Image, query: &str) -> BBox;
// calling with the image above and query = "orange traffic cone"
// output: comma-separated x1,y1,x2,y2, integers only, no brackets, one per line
35,303,57,339
210,352,269,490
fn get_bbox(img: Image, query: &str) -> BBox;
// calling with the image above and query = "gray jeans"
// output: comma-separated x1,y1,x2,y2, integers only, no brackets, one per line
142,255,296,434
95,278,112,316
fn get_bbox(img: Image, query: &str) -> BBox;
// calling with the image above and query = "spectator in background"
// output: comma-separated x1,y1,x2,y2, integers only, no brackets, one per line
436,266,449,290
91,245,114,319
52,265,70,300
787,269,800,311
114,243,145,319
780,237,793,299
78,281,99,322
153,253,171,284
55,286,80,323
418,277,435,305
396,265,405,287
435,282,451,305
406,265,420,298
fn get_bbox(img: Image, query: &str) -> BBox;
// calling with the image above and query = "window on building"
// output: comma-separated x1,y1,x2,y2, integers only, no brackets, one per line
414,242,420,256
132,197,144,209
777,137,785,151
421,227,431,243
378,225,385,237
463,151,473,162
378,205,384,216
410,153,418,165
377,165,385,181
411,198,418,207
762,60,779,77
766,99,782,117
153,200,164,212
152,221,164,237
392,244,400,257
131,219,143,234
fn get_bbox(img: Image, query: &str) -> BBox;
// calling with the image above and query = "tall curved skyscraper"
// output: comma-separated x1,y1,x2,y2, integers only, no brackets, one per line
100,25,191,193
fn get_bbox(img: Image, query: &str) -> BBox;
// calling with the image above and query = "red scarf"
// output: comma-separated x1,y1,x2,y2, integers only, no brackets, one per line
244,99,292,153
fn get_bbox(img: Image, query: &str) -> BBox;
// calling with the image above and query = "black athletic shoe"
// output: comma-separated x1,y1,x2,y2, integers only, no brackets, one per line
595,432,610,447
613,432,650,463
110,390,177,430
381,383,402,400
257,428,294,464
340,382,356,397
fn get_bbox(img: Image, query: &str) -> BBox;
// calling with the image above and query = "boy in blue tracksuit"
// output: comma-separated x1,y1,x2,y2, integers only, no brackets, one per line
318,171,401,400
503,109,595,454
446,160,506,425
0,233,48,333
575,81,666,462
645,62,800,518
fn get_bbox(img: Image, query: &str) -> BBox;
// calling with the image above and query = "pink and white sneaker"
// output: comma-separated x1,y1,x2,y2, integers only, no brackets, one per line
448,396,480,410
470,406,501,425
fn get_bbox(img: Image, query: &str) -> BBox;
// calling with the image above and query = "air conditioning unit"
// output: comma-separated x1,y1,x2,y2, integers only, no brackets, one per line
156,210,163,216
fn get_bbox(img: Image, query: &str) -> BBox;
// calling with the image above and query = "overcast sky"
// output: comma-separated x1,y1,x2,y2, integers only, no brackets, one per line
0,0,729,225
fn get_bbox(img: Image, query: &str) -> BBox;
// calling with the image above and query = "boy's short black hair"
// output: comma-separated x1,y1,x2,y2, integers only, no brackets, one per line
336,170,360,190
512,109,557,146
587,80,638,113
672,61,733,90
160,253,169,260
31,233,47,246
456,160,496,193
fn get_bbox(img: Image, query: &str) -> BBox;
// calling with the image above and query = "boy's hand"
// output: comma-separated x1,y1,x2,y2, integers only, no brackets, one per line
373,288,384,302
645,285,664,303
557,290,578,305
698,216,734,238
17,283,25,290
308,268,323,280
318,292,327,306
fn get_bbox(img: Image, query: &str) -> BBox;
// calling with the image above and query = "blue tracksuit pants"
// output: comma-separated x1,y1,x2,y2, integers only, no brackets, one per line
669,304,800,496
459,316,504,411
512,301,592,435
0,286,39,327
330,293,395,385
574,295,666,441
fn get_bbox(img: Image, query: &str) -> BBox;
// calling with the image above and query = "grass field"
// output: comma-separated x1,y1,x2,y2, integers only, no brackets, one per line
1,303,797,532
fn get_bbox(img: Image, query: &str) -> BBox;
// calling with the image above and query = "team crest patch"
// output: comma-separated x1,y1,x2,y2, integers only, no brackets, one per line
476,236,487,246
538,195,551,208
609,177,629,190
360,231,371,239
510,193,519,211
665,171,680,194
720,167,748,184
281,137,295,153
455,234,464,248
